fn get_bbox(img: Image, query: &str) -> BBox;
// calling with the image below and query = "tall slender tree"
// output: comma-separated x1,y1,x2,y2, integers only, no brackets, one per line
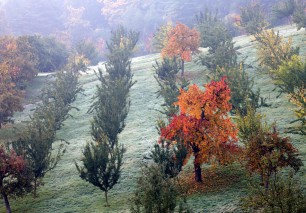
76,26,138,206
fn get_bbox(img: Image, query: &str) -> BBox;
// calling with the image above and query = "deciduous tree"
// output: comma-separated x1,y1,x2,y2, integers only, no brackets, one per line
237,107,302,189
161,23,200,76
161,78,238,182
0,145,32,213
0,62,23,127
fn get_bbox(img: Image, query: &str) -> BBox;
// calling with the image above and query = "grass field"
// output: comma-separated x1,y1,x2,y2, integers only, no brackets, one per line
0,25,305,213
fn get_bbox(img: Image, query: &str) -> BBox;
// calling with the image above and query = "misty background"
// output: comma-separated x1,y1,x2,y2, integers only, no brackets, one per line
0,0,281,55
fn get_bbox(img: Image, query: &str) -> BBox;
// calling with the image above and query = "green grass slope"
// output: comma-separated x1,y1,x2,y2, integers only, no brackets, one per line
1,25,305,213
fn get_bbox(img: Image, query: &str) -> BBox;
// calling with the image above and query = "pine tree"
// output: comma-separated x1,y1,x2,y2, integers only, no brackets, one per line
195,9,238,72
76,26,138,206
239,2,268,35
130,164,179,213
75,137,125,207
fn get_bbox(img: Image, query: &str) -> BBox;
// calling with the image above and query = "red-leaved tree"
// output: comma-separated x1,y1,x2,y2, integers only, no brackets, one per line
161,22,200,76
245,126,303,189
161,78,239,182
0,145,27,213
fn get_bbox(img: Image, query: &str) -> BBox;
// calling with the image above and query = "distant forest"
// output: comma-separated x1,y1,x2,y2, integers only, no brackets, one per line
0,0,282,54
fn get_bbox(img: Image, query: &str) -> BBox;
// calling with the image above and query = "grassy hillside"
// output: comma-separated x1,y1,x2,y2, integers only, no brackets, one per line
0,25,305,213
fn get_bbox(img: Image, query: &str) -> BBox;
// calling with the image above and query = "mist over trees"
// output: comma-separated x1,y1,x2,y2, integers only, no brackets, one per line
0,0,281,54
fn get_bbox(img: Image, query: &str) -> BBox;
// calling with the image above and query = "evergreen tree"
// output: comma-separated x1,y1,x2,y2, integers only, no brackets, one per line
239,2,268,35
130,164,179,213
89,26,138,148
211,63,265,115
75,137,125,207
76,26,138,206
152,57,189,178
195,9,238,72
255,29,299,72
153,57,187,117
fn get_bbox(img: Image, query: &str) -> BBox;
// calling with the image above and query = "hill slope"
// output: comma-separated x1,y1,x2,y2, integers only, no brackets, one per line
1,25,305,213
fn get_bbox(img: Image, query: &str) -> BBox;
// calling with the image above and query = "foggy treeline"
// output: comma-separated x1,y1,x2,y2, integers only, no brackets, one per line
0,0,281,54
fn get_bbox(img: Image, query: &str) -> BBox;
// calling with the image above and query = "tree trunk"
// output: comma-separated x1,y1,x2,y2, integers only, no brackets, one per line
181,60,185,76
2,193,11,213
104,190,109,207
193,147,202,182
34,178,37,198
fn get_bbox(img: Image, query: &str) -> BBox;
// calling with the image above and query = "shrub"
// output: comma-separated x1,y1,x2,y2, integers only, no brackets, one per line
150,139,188,178
241,171,306,213
130,164,180,213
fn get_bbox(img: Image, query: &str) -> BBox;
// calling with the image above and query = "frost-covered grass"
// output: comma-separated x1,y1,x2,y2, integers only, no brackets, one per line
0,25,305,213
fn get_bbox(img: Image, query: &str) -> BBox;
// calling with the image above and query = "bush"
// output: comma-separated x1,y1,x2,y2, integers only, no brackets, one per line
130,164,191,213
241,171,306,213
150,139,188,178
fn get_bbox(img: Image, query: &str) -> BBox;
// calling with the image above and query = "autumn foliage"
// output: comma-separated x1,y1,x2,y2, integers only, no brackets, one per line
161,22,200,76
0,145,27,213
161,78,239,182
245,127,302,188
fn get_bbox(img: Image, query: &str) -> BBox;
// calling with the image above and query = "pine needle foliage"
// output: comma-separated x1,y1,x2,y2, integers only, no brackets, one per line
212,63,263,116
255,29,299,72
77,26,138,207
75,137,125,207
239,2,268,35
130,164,188,213
150,139,188,178
195,9,238,71
272,56,306,135
153,57,188,118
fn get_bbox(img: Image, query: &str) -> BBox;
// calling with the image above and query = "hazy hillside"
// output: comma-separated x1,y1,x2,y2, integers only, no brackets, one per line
1,25,304,213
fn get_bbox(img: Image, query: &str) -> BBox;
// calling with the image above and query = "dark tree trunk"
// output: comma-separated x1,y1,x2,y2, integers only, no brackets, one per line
104,190,109,207
2,193,11,213
34,178,37,197
181,60,185,76
193,146,202,182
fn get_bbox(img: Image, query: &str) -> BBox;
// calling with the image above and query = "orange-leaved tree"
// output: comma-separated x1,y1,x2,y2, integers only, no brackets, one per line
161,78,239,182
161,22,200,76
0,53,23,127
